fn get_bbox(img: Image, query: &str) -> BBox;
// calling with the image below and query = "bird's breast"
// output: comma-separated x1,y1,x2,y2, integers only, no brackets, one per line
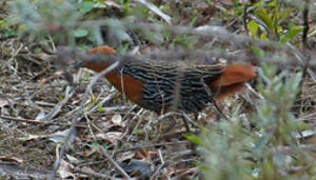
105,71,144,105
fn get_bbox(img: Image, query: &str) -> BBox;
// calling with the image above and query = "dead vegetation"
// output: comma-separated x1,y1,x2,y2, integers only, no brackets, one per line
0,0,316,179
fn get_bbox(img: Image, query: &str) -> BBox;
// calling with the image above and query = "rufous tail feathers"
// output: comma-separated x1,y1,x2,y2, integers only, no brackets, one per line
211,63,257,101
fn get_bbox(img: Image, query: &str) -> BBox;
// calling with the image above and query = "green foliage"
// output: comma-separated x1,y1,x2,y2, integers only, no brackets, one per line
280,24,303,44
0,21,17,38
0,3,16,38
7,0,110,46
171,35,199,48
73,29,89,38
97,102,107,113
7,0,175,48
3,0,312,176
232,0,243,16
247,0,303,44
199,121,255,180
197,65,315,179
184,133,204,146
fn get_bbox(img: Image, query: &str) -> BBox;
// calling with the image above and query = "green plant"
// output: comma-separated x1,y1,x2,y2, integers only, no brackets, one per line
247,0,303,44
9,0,105,45
195,65,315,179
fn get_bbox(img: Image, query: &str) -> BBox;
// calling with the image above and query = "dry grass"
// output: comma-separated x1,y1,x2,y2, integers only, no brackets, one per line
0,0,315,179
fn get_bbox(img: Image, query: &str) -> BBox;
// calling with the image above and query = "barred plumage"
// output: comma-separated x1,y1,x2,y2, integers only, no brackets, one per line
78,46,257,114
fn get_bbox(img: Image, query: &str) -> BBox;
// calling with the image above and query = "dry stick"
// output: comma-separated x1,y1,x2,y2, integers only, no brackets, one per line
73,167,114,179
302,0,310,49
134,0,171,24
0,115,61,125
82,105,123,180
181,112,200,129
98,146,131,179
200,77,229,120
114,141,188,154
273,144,316,155
293,0,311,117
157,111,199,133
44,86,74,121
150,161,167,180
48,56,131,179
169,149,197,160
126,108,145,141
242,2,249,36
157,112,180,121
156,112,184,128
150,149,168,180
307,69,316,84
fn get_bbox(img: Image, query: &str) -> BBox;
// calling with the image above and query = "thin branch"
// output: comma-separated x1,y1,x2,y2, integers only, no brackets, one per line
302,0,310,49
98,146,131,179
48,49,121,179
242,3,249,36
73,167,114,179
0,115,61,125
44,86,74,121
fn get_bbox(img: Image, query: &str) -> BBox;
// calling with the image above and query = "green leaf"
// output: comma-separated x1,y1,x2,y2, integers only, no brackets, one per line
96,102,106,113
256,9,273,31
250,46,265,58
248,20,259,37
0,20,7,27
280,26,303,44
260,33,268,40
171,35,198,48
184,133,203,146
73,29,88,38
232,0,242,16
79,1,94,14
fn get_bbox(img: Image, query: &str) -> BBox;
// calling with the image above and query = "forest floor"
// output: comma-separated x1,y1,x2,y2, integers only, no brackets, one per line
1,0,316,179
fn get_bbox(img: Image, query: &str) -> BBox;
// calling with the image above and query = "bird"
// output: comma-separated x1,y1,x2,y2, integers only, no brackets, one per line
77,46,257,114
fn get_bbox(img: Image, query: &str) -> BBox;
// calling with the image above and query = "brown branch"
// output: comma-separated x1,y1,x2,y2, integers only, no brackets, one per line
73,167,114,179
48,48,122,179
44,86,74,121
0,115,61,125
302,0,310,49
242,3,249,36
98,146,131,179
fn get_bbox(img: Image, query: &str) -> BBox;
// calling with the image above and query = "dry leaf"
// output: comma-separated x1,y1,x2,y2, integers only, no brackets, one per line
104,0,123,9
35,110,46,120
111,113,125,127
66,154,80,164
58,160,74,179
0,98,9,108
96,132,122,144
48,128,77,144
19,134,46,141
116,151,135,162
82,147,98,157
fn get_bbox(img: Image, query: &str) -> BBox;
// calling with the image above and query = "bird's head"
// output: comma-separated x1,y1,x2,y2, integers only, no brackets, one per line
76,46,118,72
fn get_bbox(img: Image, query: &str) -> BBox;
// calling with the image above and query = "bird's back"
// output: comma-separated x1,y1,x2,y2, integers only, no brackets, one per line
78,46,257,114
112,59,223,113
